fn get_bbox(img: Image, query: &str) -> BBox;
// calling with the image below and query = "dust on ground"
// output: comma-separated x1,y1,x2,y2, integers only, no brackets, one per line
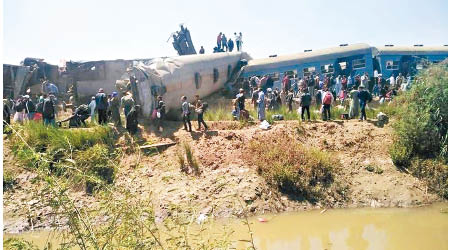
3,119,439,233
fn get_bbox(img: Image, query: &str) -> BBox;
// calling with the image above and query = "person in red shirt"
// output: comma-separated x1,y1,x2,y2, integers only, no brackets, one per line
282,74,290,93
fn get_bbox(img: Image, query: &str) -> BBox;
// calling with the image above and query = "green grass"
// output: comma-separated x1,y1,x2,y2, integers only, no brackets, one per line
3,171,17,191
7,122,117,193
244,131,347,203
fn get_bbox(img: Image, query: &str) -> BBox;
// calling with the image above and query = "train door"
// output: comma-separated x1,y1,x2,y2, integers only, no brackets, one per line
400,55,412,76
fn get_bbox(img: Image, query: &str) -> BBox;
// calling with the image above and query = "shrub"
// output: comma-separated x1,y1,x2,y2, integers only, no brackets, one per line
388,63,448,198
410,158,448,198
178,142,200,175
7,122,117,193
3,171,17,191
3,237,39,250
245,133,344,203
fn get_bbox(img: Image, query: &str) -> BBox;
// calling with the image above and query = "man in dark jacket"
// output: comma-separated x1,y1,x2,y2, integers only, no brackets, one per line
227,38,234,52
357,85,372,121
110,92,121,126
25,95,36,120
300,88,312,121
95,88,108,125
57,104,90,128
3,99,11,131
126,105,140,134
43,95,56,126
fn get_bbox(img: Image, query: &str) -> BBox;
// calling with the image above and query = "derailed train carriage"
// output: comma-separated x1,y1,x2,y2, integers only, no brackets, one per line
239,43,448,87
121,52,251,117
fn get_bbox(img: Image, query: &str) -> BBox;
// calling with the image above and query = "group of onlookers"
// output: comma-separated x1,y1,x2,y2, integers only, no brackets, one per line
241,71,412,122
211,32,243,53
3,83,148,135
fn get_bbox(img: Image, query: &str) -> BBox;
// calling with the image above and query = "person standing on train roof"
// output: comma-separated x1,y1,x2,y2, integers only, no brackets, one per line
227,38,234,52
256,88,265,121
237,32,243,51
221,34,228,51
199,46,205,54
217,32,222,50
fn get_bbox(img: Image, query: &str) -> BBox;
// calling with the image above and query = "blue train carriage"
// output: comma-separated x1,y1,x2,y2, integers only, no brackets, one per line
240,43,375,90
375,45,448,79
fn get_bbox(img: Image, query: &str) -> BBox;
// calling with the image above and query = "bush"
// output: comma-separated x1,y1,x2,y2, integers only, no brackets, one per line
3,237,39,250
3,171,17,191
245,132,344,203
410,158,448,198
7,122,117,193
388,63,448,198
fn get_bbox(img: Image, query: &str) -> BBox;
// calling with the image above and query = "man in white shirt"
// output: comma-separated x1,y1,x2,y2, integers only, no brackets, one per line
389,74,396,89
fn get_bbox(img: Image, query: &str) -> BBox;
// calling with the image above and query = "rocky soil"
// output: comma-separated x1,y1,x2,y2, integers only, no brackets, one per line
3,119,439,233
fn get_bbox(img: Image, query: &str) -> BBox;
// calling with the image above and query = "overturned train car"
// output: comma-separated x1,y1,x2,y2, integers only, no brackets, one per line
123,52,251,117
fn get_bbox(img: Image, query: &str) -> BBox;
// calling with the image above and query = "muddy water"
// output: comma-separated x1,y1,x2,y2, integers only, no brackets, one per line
4,203,447,250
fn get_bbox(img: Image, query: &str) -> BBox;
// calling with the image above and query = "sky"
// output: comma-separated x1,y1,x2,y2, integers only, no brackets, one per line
2,0,449,65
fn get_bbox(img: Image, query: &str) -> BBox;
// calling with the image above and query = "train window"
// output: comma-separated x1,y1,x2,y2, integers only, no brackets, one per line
270,72,280,81
194,72,202,89
352,59,366,69
303,67,316,77
321,64,334,74
339,62,347,70
386,60,399,70
213,68,219,83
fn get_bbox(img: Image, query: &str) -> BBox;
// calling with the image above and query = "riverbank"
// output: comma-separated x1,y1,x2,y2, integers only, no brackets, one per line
3,119,441,234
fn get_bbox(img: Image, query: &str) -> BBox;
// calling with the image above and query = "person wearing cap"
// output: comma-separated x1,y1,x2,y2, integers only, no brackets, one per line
24,95,36,121
88,96,96,123
357,85,371,121
235,88,246,119
126,105,140,135
257,88,265,121
193,95,208,131
110,91,121,126
95,88,108,125
121,92,135,117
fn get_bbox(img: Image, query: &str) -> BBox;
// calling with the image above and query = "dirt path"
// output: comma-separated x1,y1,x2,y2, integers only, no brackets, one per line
3,120,439,233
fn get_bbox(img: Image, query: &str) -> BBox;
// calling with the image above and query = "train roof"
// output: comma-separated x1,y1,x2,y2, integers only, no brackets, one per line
375,46,448,56
243,43,373,73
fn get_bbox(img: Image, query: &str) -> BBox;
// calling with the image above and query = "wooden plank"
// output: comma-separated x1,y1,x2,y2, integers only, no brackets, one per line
139,142,176,150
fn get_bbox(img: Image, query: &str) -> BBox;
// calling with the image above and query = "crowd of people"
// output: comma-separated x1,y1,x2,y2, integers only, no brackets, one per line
235,71,412,122
3,79,150,135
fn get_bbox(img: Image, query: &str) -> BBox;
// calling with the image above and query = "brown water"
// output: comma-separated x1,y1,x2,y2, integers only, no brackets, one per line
5,203,448,250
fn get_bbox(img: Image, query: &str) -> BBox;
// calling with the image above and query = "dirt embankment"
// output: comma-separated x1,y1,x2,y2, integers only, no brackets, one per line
3,120,439,233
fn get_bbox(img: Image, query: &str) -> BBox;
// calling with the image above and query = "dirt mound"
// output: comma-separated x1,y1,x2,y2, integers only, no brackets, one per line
3,120,440,233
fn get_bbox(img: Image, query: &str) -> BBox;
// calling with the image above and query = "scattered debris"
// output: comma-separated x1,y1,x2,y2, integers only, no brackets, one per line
259,120,271,130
